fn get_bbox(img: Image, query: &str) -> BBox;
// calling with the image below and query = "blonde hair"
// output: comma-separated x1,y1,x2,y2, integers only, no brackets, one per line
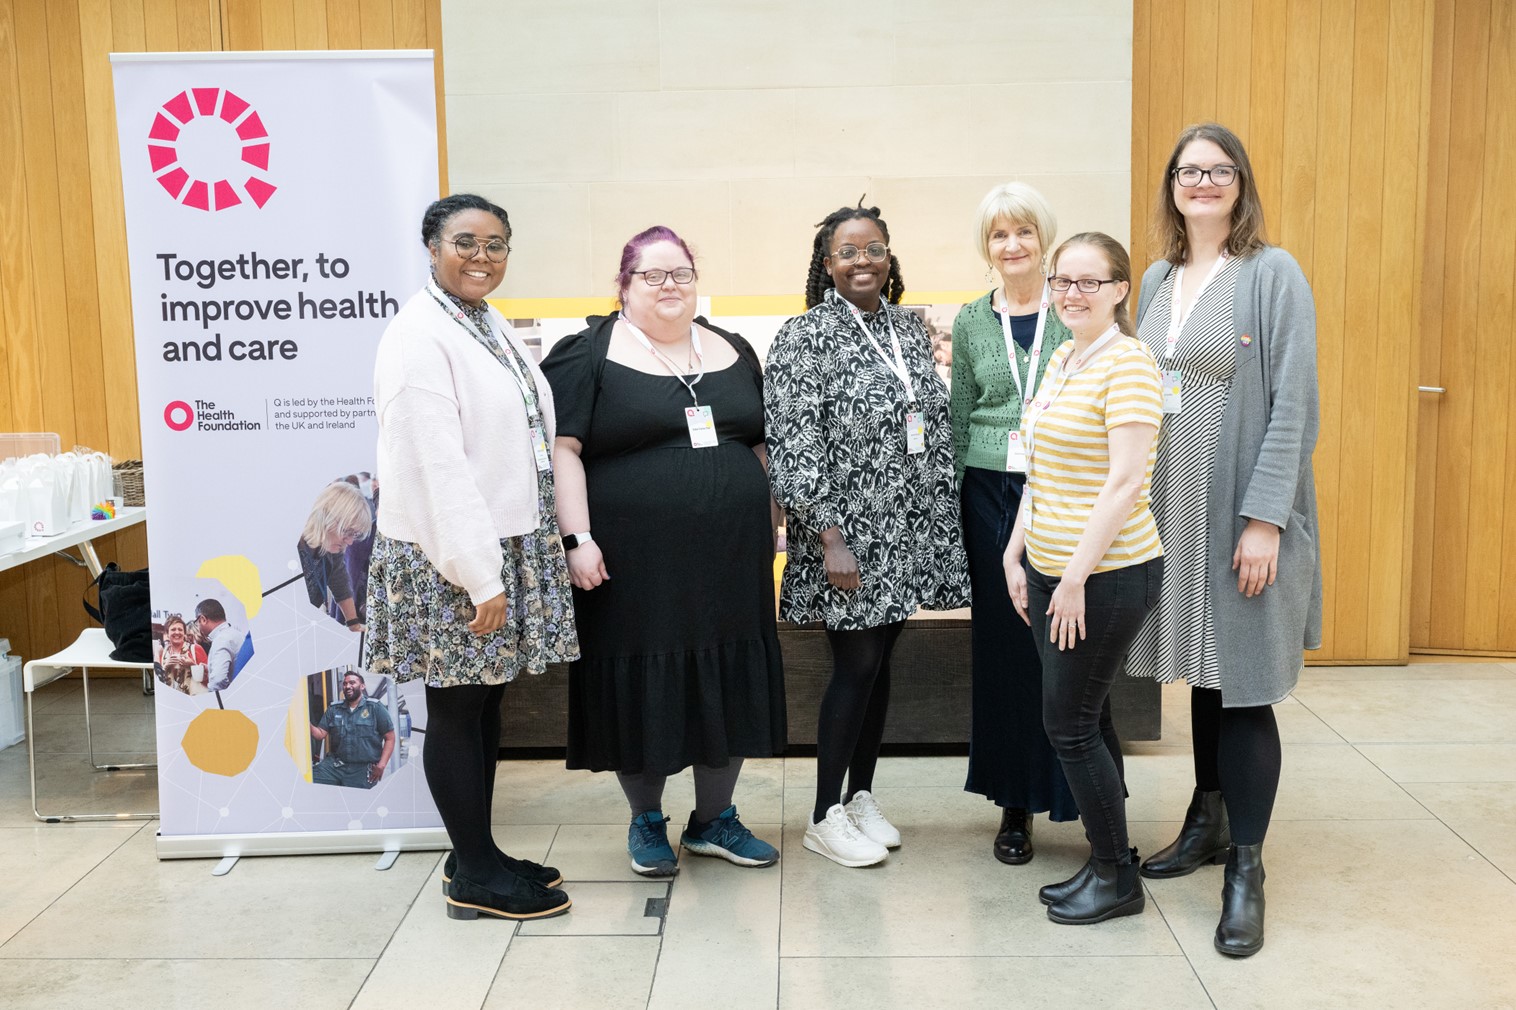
1153,122,1268,265
301,481,372,550
973,182,1058,268
1049,232,1136,336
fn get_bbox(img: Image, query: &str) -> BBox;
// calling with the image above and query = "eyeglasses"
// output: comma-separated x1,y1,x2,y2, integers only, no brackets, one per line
631,268,696,286
1048,276,1120,293
448,234,511,261
831,242,889,264
1172,165,1238,187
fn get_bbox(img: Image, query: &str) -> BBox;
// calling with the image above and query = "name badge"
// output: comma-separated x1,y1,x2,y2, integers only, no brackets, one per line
531,424,553,471
1006,430,1027,472
905,411,926,454
685,405,718,448
1162,369,1183,414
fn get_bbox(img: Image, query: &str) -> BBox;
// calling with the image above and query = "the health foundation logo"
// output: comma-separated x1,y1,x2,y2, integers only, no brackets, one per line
164,400,194,431
147,88,276,212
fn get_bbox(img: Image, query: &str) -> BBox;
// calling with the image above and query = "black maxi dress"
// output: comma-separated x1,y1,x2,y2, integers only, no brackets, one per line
541,316,787,775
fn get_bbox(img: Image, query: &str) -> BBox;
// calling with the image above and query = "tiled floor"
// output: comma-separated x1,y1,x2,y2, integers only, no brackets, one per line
4,662,1516,1009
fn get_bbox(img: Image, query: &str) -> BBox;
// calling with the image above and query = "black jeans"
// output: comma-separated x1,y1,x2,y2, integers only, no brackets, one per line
1026,557,1163,862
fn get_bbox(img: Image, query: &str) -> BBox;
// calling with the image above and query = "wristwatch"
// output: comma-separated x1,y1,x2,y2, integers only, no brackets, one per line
562,531,593,551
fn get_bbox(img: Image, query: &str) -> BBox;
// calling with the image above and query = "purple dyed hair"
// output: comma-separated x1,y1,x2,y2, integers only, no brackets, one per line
615,226,697,302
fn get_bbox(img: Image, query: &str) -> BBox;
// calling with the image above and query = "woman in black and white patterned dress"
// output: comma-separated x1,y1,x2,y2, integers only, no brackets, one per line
765,203,970,869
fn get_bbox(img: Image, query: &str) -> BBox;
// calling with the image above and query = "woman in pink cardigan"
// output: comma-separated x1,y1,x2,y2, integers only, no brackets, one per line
366,194,579,923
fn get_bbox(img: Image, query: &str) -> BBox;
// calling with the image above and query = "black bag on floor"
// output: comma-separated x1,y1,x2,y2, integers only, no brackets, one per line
83,563,152,662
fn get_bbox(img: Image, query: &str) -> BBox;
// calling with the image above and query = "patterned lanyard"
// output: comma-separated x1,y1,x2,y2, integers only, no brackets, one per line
426,279,541,422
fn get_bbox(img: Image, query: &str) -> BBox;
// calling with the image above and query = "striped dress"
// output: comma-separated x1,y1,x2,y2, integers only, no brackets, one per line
1126,260,1242,688
1022,337,1165,577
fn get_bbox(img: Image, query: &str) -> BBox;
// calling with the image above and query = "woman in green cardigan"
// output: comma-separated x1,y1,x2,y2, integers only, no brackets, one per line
951,182,1083,865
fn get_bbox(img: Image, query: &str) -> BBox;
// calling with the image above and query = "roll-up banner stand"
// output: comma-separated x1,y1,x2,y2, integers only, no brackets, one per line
110,51,447,859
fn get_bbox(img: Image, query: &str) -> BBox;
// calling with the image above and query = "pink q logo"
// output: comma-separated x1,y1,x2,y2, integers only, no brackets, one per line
147,88,276,212
164,401,195,431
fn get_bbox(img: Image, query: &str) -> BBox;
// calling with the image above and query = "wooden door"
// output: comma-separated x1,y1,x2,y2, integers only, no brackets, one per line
1410,0,1516,656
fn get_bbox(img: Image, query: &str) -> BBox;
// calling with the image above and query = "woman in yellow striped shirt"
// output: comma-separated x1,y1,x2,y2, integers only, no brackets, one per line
1002,232,1164,925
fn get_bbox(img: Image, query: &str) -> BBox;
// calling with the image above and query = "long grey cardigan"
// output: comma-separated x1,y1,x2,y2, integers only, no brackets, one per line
1134,246,1323,707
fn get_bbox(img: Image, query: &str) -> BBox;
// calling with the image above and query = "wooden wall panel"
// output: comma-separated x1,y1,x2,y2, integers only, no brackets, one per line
0,0,442,666
1133,0,1435,663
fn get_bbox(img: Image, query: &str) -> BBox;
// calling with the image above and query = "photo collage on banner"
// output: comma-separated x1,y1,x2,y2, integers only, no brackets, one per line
110,52,444,856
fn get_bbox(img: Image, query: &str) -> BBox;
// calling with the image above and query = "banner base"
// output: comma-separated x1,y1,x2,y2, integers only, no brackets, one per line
156,826,449,860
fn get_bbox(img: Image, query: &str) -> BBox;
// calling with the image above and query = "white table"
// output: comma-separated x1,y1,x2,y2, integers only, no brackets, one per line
0,506,147,579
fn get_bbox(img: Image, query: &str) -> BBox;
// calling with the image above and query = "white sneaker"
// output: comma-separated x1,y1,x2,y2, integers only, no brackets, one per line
804,804,889,867
845,790,901,849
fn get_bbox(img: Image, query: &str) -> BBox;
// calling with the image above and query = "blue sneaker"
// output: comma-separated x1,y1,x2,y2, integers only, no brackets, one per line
680,805,779,867
628,811,679,877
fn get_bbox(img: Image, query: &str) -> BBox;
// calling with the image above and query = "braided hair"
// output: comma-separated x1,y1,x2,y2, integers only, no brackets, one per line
803,202,906,309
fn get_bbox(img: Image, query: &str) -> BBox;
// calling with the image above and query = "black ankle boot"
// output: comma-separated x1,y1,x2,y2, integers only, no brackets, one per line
1141,788,1230,879
1038,853,1093,905
1047,848,1145,925
994,807,1034,864
1214,843,1266,956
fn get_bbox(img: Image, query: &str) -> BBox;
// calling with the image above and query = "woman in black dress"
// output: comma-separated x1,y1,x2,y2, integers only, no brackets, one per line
543,226,786,878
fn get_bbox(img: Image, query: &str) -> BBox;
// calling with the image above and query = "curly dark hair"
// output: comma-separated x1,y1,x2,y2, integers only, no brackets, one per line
803,202,905,309
420,193,511,250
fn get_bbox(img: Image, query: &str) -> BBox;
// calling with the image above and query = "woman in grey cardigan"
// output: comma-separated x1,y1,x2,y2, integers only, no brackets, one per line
1126,123,1322,958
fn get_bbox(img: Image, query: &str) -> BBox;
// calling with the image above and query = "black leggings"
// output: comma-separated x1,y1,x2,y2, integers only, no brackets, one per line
423,682,512,888
812,620,905,824
1189,686,1281,846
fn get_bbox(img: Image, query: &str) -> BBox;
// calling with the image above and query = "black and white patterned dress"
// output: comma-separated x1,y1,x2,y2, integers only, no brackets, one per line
764,289,970,630
1126,260,1242,689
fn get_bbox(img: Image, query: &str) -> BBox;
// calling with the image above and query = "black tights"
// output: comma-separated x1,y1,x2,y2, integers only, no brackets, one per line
1189,686,1281,846
424,682,512,888
812,621,904,824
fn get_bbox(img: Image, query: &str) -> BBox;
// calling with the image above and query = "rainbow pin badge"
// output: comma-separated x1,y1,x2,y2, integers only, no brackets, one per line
1239,334,1253,346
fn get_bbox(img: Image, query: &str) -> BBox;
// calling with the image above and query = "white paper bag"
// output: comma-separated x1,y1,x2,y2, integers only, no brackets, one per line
0,476,21,527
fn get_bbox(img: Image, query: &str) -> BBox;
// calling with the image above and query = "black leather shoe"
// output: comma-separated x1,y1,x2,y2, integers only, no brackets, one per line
445,873,571,921
1047,848,1145,925
1214,843,1266,957
442,850,564,894
1039,855,1093,905
1141,788,1230,879
994,807,1034,864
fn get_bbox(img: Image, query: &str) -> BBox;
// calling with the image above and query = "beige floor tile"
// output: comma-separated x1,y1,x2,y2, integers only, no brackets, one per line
1404,782,1516,879
1301,662,1515,683
0,823,141,945
517,880,669,937
0,746,157,827
1150,819,1516,1009
1291,680,1516,743
1,957,371,1010
779,954,1211,1010
1156,684,1345,746
0,827,435,960
547,822,657,883
649,823,783,1009
777,787,1182,958
488,935,659,1010
1357,743,1516,784
26,707,156,754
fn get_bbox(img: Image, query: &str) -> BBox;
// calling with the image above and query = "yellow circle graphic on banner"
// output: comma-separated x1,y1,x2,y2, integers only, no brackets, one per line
183,709,260,776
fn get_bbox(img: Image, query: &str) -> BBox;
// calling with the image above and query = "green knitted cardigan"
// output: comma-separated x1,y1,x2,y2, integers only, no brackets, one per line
948,289,1072,479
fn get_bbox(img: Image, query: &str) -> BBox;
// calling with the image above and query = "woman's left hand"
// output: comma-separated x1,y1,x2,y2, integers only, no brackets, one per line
1232,518,1280,597
1047,578,1086,651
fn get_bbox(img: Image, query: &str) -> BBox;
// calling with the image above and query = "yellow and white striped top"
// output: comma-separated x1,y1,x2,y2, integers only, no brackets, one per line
1022,336,1164,577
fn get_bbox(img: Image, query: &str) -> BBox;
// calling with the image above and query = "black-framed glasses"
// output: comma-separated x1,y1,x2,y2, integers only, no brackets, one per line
1172,165,1238,187
631,267,696,286
1048,276,1120,293
449,234,511,261
830,242,889,264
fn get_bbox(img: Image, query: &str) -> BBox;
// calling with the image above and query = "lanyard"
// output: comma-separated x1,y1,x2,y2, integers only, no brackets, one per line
426,280,541,421
1022,323,1123,466
997,281,1051,404
841,299,916,404
1165,254,1228,360
620,314,705,406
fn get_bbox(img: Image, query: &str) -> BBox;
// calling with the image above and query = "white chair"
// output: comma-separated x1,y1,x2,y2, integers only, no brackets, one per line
23,628,158,822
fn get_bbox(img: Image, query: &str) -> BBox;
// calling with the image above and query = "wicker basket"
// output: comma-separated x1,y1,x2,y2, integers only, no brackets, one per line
112,460,146,506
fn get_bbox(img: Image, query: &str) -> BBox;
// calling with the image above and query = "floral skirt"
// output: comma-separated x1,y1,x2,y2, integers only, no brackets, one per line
363,478,579,687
